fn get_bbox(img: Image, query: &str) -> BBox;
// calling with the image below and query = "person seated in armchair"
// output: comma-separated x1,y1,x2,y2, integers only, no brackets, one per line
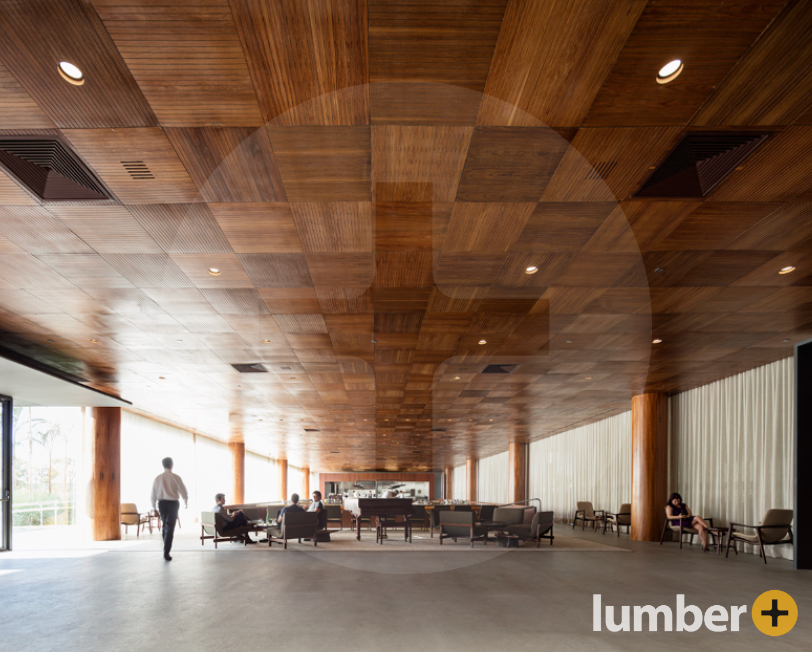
212,494,256,544
666,492,711,551
270,493,306,535
308,490,327,530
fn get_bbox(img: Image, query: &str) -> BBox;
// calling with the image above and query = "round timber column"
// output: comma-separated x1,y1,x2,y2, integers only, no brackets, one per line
229,442,245,505
466,457,477,502
90,407,121,541
443,466,453,500
631,392,669,542
509,442,528,504
279,458,288,501
302,466,310,497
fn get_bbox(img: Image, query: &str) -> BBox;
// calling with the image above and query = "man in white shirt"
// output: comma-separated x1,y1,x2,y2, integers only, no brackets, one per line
150,457,188,561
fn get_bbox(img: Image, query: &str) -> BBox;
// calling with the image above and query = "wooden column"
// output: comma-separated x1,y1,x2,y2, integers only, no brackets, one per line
229,442,245,504
302,466,310,497
466,456,477,502
631,392,669,542
509,442,528,504
90,407,121,541
443,466,453,500
279,458,288,501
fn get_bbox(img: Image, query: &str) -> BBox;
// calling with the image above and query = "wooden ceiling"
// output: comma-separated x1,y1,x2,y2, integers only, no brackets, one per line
1,0,811,471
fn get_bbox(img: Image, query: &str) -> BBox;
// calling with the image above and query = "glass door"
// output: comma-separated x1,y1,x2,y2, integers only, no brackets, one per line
1,395,11,551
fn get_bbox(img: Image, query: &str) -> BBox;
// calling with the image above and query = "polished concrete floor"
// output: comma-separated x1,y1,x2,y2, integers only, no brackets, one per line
1,525,809,652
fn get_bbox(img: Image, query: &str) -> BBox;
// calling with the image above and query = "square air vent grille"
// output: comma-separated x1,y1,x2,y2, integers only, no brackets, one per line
231,363,267,373
482,364,519,374
0,138,109,201
634,132,769,198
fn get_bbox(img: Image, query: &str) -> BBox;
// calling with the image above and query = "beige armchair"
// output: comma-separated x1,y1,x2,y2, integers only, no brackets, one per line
604,504,631,536
120,503,150,536
659,506,713,548
726,509,793,564
573,502,605,530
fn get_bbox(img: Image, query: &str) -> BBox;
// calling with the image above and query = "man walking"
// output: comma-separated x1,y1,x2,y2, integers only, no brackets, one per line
150,457,188,561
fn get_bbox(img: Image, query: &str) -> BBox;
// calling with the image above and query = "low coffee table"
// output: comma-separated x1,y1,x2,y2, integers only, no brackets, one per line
707,527,729,555
479,521,508,542
494,533,521,548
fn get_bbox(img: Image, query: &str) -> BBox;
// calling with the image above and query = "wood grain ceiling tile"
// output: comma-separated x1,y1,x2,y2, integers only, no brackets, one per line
26,288,113,314
434,254,506,286
94,0,264,126
141,287,218,314
169,253,254,288
291,202,373,252
231,0,368,125
165,127,286,202
370,82,483,126
0,169,37,205
374,252,434,288
456,128,569,202
727,203,812,251
200,288,271,315
239,253,313,288
540,287,608,314
671,251,780,286
373,288,431,312
0,206,94,254
371,127,472,203
553,253,641,287
102,254,193,288
0,233,24,254
36,254,135,288
541,127,683,202
316,287,373,314
273,314,328,334
711,127,812,201
583,0,785,127
512,203,616,253
209,203,301,253
692,0,812,126
0,289,63,315
128,204,232,253
443,203,535,253
267,127,371,200
46,205,163,253
374,202,450,252
259,288,321,314
307,253,374,287
731,251,812,287
63,128,200,203
426,286,488,312
495,252,572,287
0,0,155,128
479,0,644,127
0,61,55,129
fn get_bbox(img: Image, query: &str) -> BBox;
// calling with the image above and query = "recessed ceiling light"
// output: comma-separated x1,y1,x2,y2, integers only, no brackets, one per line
371,339,377,343
262,339,270,344
657,59,683,84
566,340,573,344
47,339,54,343
525,265,538,275
478,339,487,345
652,338,663,344
779,265,796,275
654,267,666,273
454,376,461,380
783,339,791,343
159,376,165,380
175,339,183,343
207,267,221,276
89,339,98,343
585,376,592,380
58,61,84,85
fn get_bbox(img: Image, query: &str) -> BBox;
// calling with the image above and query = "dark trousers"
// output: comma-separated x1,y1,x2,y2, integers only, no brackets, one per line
158,500,180,556
223,512,249,532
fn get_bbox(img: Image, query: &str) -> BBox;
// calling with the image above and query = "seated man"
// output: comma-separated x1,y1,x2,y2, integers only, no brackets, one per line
212,494,256,544
270,493,305,536
308,490,327,530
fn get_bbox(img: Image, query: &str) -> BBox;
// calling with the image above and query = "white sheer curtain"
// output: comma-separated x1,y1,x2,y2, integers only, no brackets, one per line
528,411,631,522
477,452,509,504
245,452,279,503
121,411,196,514
288,465,306,499
453,464,466,500
671,357,794,559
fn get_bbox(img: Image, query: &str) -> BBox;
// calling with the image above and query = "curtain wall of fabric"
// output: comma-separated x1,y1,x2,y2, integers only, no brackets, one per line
477,451,509,504
288,465,306,499
245,452,279,503
528,411,632,523
452,464,466,500
670,357,794,559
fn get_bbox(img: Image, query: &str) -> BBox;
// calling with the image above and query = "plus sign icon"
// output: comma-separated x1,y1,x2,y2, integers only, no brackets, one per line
752,590,798,636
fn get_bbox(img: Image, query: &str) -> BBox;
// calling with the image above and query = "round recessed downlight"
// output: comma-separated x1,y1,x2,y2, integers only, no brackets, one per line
262,339,270,344
58,61,84,85
454,376,461,380
652,338,663,344
478,339,487,345
656,59,683,84
89,339,98,343
779,265,796,275
525,265,538,274
207,267,221,276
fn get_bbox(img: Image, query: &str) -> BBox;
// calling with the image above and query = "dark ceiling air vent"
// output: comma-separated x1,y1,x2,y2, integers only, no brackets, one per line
634,132,769,198
231,363,268,373
430,427,447,432
586,161,617,180
304,428,320,432
482,364,519,374
121,160,154,179
0,138,109,201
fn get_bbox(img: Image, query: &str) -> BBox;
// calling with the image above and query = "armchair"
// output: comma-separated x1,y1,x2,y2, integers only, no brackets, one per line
199,511,251,549
573,502,605,530
659,507,713,548
268,511,319,549
505,511,555,547
120,503,150,536
725,509,793,564
603,503,631,536
439,510,488,547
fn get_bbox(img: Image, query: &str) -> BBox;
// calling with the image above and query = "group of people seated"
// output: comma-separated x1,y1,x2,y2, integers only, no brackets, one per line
212,490,327,543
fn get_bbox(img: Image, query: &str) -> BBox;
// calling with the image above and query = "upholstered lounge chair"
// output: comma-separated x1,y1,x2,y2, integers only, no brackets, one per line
439,510,488,547
325,504,343,530
505,511,555,547
120,503,150,536
492,507,526,527
200,511,251,548
658,506,714,548
427,505,451,537
726,509,793,564
268,511,319,549
604,503,631,536
573,502,605,530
